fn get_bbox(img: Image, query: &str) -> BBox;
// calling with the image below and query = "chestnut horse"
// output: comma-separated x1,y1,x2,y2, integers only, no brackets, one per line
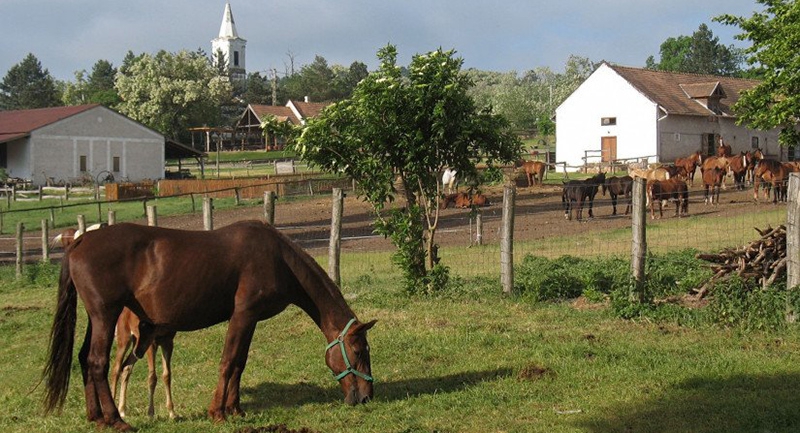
44,221,376,431
674,151,703,184
648,177,689,219
754,159,790,203
440,192,490,209
702,166,725,205
727,152,749,191
518,160,549,187
110,308,176,420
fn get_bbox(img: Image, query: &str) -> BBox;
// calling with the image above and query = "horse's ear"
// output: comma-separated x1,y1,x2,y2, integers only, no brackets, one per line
353,320,377,334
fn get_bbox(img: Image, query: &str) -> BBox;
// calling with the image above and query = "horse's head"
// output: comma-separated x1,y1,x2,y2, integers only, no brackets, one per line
325,319,377,405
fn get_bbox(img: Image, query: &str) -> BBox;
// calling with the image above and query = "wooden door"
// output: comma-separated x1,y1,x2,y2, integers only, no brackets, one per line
601,136,617,162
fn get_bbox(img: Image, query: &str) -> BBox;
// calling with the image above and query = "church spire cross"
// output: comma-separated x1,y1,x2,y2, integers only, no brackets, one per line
218,2,239,39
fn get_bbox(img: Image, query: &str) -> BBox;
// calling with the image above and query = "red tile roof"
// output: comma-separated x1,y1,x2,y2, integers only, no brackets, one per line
607,64,759,117
248,104,298,124
0,104,100,143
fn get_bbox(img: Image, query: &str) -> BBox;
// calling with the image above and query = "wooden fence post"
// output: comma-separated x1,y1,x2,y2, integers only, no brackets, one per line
500,184,516,294
15,222,24,280
49,207,55,229
108,210,116,226
329,188,344,287
475,211,483,246
263,191,276,225
190,193,196,213
234,188,241,206
630,177,647,302
38,185,43,202
203,197,213,231
41,219,50,263
77,214,86,234
786,173,800,322
146,205,157,227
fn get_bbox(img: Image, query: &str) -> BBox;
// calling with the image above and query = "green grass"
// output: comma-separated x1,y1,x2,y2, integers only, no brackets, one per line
1,266,799,433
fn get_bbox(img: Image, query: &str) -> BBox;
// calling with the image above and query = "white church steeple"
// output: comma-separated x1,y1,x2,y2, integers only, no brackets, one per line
212,2,247,80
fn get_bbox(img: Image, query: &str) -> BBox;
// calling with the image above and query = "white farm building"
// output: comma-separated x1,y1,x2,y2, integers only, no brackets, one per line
555,63,790,171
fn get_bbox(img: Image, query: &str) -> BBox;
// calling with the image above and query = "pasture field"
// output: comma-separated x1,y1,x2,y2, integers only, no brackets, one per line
1,265,799,433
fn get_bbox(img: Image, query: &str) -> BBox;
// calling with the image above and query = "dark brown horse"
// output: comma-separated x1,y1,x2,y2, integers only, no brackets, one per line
602,175,633,216
562,172,605,221
44,221,376,431
110,308,176,420
674,151,703,185
648,177,689,219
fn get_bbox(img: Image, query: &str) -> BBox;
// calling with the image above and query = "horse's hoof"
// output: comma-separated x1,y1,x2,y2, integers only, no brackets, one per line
208,409,226,423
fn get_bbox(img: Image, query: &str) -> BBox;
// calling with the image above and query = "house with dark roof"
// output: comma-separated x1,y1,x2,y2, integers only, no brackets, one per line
236,99,330,150
555,62,789,170
0,104,200,186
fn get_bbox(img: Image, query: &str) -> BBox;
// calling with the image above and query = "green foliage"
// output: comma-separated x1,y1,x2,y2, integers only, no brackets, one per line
514,255,629,302
707,277,799,331
296,44,521,291
0,53,61,110
716,1,800,146
645,24,744,76
277,56,367,104
114,49,233,141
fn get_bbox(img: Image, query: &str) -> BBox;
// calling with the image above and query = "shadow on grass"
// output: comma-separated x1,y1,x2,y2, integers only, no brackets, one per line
241,368,513,411
575,373,800,433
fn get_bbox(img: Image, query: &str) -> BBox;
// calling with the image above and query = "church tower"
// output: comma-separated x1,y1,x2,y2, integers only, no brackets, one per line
211,2,247,81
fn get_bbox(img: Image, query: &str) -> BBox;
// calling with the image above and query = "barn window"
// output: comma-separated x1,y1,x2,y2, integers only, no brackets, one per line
79,155,87,172
113,157,120,172
601,117,617,126
751,137,759,148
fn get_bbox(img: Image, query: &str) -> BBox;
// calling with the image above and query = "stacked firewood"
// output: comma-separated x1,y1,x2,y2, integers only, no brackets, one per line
693,225,788,298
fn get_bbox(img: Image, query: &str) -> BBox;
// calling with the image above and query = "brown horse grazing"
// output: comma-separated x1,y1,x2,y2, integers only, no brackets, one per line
602,175,633,216
702,166,725,205
440,192,490,209
562,172,605,221
648,178,689,219
674,151,703,185
110,308,176,420
43,221,376,431
518,160,549,187
754,159,790,203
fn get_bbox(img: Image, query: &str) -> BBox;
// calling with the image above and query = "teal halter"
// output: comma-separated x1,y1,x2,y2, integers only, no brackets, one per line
325,318,374,382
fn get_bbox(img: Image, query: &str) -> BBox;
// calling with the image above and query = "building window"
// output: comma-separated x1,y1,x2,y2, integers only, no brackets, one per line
80,155,87,172
233,51,239,66
113,156,120,172
601,117,617,126
703,133,717,155
751,136,759,148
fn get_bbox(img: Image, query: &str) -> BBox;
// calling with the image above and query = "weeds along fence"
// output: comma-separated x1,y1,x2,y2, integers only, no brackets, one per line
3,174,799,298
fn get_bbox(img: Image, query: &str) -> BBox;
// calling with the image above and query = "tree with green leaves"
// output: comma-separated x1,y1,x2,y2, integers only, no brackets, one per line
715,1,800,146
114,50,233,141
61,60,120,106
645,23,744,76
0,53,61,110
295,45,522,293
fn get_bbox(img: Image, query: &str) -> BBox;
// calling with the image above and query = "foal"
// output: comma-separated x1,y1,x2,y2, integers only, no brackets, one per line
110,309,177,419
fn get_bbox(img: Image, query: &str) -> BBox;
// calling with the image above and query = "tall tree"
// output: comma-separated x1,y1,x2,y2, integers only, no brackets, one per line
0,53,61,110
295,45,522,293
114,50,233,141
716,0,800,146
645,24,744,76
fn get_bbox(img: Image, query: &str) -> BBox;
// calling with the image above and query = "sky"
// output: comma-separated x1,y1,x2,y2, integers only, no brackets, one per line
0,0,762,83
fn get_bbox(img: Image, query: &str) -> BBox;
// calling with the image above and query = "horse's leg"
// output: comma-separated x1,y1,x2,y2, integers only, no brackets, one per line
78,320,103,423
117,348,138,419
160,337,177,419
146,344,158,418
611,193,618,215
85,311,130,430
209,317,257,420
110,329,133,400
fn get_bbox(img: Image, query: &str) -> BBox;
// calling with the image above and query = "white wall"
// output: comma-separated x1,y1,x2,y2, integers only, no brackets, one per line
556,64,659,170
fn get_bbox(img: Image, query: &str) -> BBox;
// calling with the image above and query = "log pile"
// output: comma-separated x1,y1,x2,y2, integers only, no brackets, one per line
693,225,787,299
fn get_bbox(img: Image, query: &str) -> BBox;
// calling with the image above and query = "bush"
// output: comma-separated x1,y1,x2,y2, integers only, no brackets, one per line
706,277,799,331
514,255,630,302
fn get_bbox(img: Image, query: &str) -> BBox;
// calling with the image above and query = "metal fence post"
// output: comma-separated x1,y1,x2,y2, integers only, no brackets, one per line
501,184,516,294
631,177,647,302
329,188,344,287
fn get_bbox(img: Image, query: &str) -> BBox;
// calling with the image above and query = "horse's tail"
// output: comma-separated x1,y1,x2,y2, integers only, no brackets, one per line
43,250,77,414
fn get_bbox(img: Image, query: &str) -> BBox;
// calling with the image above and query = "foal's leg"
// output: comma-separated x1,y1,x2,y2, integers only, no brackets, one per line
146,345,158,418
117,346,139,419
209,318,257,421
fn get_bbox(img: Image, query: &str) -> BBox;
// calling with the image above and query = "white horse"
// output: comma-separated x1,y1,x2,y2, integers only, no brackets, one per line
442,168,457,194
